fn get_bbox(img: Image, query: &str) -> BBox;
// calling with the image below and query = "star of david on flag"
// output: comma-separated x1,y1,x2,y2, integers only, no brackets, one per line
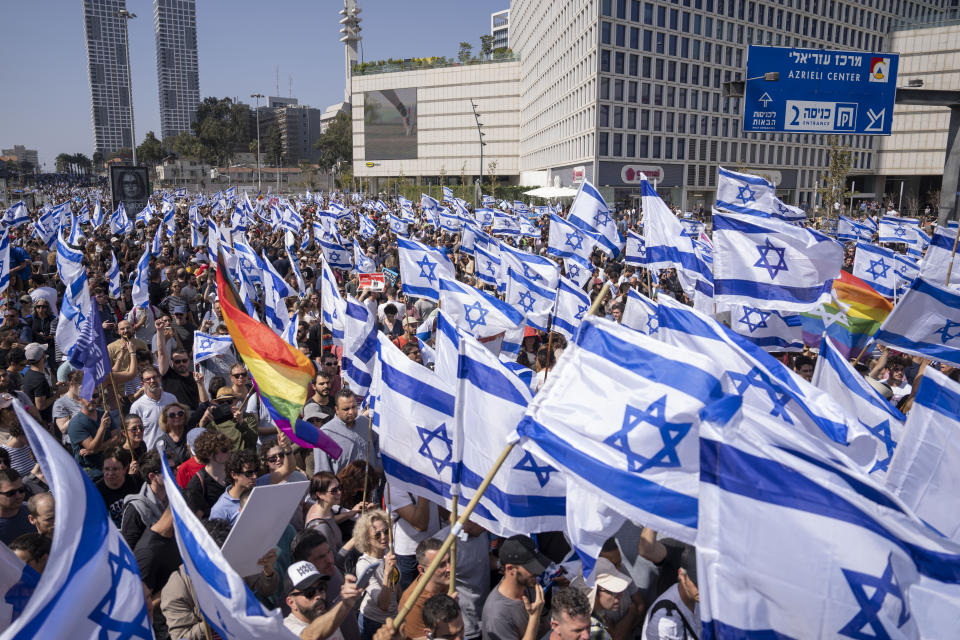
438,277,523,340
722,303,804,352
875,278,960,367
193,330,235,366
853,241,900,298
878,216,920,246
621,288,659,336
566,179,623,256
397,237,455,302
547,213,597,263
505,268,556,333
715,166,778,217
552,276,592,341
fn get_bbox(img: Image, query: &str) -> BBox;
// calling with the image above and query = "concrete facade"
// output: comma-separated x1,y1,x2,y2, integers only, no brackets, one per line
153,0,200,141
82,0,134,156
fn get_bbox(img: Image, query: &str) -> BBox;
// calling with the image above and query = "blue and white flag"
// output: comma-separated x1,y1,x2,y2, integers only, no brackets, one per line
919,226,960,286
259,251,293,301
439,207,461,233
0,229,9,296
2,201,30,229
357,212,376,238
517,215,539,238
5,400,152,639
908,227,931,259
624,230,648,266
318,238,352,270
0,542,39,630
162,200,176,237
697,396,960,640
434,313,567,536
388,212,409,236
459,222,481,256
498,243,559,292
715,166,777,217
563,256,593,288
879,215,920,245
770,196,807,223
342,296,377,397
438,277,524,340
319,256,346,345
567,180,623,256
723,303,804,352
893,252,920,293
193,331,235,366
491,211,521,237
159,453,296,639
473,244,502,288
442,186,453,201
283,311,299,348
68,212,85,245
68,301,111,400
353,239,376,274
90,200,104,228
109,202,131,235
657,295,879,466
105,251,121,298
712,210,842,311
421,194,440,224
474,207,495,227
286,242,306,295
505,268,557,332
547,213,597,264
642,178,711,299
397,237,456,302
374,334,458,513
130,248,150,309
224,185,236,201
838,215,874,242
812,338,905,477
885,368,960,542
853,241,899,298
875,277,960,367
621,288,658,336
552,276,591,341
260,264,290,335
514,316,728,572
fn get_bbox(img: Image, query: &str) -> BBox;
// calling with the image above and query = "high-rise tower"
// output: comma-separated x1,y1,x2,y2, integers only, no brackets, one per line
82,0,134,157
339,0,361,106
154,0,200,141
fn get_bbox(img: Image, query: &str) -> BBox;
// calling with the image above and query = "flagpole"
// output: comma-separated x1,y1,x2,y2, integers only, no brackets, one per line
361,422,373,515
448,496,458,597
946,226,960,288
392,442,515,628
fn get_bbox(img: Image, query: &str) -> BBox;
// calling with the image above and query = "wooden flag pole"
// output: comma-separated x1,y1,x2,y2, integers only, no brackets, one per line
946,226,960,288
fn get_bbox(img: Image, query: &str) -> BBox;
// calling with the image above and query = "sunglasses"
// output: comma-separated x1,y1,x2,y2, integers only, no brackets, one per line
372,529,388,540
292,583,326,599
166,410,185,418
266,452,286,463
231,372,248,378
238,469,258,478
172,358,189,364
128,426,144,432
142,376,159,383
34,304,48,309
0,487,25,497
328,485,342,494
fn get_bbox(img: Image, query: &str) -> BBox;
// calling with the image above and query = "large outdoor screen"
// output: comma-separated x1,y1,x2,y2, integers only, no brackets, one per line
364,88,418,160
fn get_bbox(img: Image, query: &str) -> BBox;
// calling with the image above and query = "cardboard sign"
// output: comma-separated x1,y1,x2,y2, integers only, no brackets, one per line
221,481,309,577
359,273,386,291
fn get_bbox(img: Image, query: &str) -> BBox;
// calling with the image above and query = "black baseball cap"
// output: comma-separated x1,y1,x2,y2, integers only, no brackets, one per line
499,535,550,576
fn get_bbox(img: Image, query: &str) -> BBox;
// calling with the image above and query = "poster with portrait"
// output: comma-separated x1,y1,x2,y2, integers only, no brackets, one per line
110,165,150,214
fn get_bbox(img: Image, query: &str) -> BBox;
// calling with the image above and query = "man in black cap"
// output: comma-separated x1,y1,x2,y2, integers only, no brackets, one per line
641,544,699,640
480,535,546,640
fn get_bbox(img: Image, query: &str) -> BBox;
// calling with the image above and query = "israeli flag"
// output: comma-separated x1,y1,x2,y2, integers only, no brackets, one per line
919,226,960,286
893,252,920,293
460,223,480,256
713,210,842,311
514,316,728,572
875,278,960,367
357,212,377,238
697,396,960,640
439,207,461,233
162,200,176,237
159,452,296,639
110,203,131,235
439,277,524,340
319,256,346,345
474,244,502,288
642,177,711,298
206,220,220,264
135,204,153,226
259,251,293,300
838,215,874,242
342,296,378,397
232,239,264,286
567,180,622,256
563,256,593,288
715,166,777,217
130,248,150,309
261,267,290,334
5,400,152,639
517,215,539,238
878,216,920,245
724,303,804,352
498,243,560,292
492,210,522,236
397,237,456,301
657,295,879,466
2,202,30,229
435,314,567,536
547,213,596,263
286,243,306,295
388,212,409,236
193,331,234,366
908,227,931,260
283,311,299,348
474,207,495,226
812,338,905,477
771,196,807,223
224,185,236,201
353,239,376,274
885,368,960,542
374,334,458,513
0,229,9,295
67,212,85,245
440,185,453,201
552,276,591,341
624,230,648,266
318,238,352,270
421,194,440,223
621,288,658,336
853,241,899,298
505,267,557,332
0,542,39,630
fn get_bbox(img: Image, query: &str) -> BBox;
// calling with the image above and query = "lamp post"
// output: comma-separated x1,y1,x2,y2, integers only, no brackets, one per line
117,8,137,166
250,93,264,192
470,100,486,209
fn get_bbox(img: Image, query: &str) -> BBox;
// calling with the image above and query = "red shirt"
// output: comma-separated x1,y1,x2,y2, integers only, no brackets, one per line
176,457,205,489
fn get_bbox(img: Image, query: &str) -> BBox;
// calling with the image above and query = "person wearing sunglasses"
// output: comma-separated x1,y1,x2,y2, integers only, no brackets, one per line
0,468,33,545
353,509,399,640
157,348,204,410
283,560,359,639
209,450,260,526
157,402,191,468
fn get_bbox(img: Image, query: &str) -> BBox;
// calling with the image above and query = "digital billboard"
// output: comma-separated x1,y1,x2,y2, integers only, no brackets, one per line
364,88,418,160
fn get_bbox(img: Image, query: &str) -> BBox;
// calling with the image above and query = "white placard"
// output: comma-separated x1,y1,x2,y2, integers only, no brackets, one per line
221,481,309,577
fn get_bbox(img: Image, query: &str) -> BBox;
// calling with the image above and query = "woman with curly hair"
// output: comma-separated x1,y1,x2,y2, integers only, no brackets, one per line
352,508,398,640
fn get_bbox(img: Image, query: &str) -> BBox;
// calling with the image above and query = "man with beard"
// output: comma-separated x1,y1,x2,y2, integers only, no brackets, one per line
284,560,363,639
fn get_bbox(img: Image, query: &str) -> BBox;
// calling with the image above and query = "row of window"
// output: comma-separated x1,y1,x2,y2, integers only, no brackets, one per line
599,76,739,119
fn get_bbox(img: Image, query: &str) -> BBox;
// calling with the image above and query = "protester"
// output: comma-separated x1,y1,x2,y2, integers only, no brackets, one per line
96,447,141,527
0,468,31,544
25,492,54,539
397,538,451,640
120,450,168,549
480,535,547,640
353,508,400,640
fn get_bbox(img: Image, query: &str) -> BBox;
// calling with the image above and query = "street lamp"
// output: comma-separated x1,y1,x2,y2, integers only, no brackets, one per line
470,100,486,208
117,9,137,166
722,71,779,98
251,93,264,192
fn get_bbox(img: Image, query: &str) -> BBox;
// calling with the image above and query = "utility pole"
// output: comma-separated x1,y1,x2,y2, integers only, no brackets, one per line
470,100,486,209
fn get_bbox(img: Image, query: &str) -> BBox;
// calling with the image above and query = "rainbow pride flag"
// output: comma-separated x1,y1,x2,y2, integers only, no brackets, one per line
800,270,894,359
216,252,341,456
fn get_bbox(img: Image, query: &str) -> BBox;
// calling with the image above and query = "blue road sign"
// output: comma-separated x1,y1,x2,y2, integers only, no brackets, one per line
743,46,898,135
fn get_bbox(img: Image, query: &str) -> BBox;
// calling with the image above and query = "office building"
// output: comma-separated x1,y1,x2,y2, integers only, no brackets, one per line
492,9,510,49
1,146,39,170
248,98,327,165
153,0,200,141
82,0,134,157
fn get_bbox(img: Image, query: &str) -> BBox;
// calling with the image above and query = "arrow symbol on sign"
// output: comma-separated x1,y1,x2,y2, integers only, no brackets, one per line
759,92,774,107
865,108,886,131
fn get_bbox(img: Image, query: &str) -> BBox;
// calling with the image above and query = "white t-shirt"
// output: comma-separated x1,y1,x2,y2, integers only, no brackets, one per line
130,390,178,450
388,492,440,557
641,583,700,640
377,300,406,322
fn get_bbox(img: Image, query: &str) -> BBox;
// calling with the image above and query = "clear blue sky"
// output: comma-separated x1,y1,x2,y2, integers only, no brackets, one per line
0,0,507,169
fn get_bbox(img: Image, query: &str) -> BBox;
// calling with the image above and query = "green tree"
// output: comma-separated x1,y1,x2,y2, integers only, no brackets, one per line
137,131,165,166
458,41,473,63
55,153,72,173
192,97,252,166
314,112,352,173
168,132,204,160
264,123,284,167
816,136,853,220
480,35,494,58
92,151,104,169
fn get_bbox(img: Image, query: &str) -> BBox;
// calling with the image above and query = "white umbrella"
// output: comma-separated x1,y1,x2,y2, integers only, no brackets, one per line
523,186,579,198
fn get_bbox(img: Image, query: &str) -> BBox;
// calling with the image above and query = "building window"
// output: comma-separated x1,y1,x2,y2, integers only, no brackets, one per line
628,81,638,102
652,136,661,158
615,79,624,101
616,24,626,46
599,105,609,127
640,135,649,157
615,51,625,74
677,139,685,160
599,132,609,155
627,134,636,157
631,0,640,22
628,108,637,129
613,133,623,156
641,109,650,129
602,0,612,16
655,59,664,80
630,27,639,49
629,54,639,76
665,137,674,159
644,2,653,24
642,56,651,77
614,106,624,127
602,22,612,44
641,83,650,104
600,77,610,99
643,30,652,51
601,50,611,72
